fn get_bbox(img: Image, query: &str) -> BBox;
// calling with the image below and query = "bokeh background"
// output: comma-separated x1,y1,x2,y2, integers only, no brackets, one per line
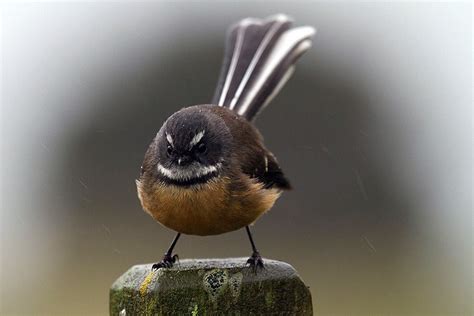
1,2,472,315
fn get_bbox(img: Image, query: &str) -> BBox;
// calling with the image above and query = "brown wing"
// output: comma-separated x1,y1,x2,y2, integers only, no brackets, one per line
210,106,291,190
255,151,292,190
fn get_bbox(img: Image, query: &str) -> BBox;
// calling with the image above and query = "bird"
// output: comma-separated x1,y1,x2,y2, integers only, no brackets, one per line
136,14,315,271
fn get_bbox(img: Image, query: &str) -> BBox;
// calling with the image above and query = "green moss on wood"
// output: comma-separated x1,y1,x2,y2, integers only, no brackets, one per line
110,258,312,315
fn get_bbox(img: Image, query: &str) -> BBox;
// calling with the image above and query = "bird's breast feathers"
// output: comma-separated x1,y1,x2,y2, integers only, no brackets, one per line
136,175,280,236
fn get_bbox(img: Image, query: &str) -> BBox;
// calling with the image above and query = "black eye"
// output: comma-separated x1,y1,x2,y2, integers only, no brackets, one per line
166,145,173,156
197,143,207,154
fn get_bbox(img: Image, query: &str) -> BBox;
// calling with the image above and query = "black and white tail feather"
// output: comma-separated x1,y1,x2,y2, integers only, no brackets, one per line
213,14,316,121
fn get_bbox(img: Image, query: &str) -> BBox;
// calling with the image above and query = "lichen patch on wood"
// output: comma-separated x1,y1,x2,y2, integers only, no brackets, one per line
139,270,156,296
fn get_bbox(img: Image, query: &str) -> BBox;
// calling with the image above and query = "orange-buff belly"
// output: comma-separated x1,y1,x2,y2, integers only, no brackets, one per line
137,176,280,236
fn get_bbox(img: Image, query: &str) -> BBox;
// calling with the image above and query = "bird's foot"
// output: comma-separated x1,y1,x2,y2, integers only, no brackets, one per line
246,251,264,273
152,253,178,270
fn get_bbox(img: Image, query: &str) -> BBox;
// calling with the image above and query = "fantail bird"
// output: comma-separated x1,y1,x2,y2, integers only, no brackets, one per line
136,14,315,271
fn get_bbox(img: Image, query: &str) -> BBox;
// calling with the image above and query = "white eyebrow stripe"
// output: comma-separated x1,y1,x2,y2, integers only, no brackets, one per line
189,130,205,148
166,133,173,146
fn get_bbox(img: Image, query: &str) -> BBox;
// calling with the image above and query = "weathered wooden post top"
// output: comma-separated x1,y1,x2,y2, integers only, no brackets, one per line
110,258,312,315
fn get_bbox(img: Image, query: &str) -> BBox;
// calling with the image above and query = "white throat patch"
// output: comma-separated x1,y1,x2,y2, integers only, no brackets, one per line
157,162,220,182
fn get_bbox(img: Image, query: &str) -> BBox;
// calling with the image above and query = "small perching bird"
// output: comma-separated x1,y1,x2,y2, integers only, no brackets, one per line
137,14,315,271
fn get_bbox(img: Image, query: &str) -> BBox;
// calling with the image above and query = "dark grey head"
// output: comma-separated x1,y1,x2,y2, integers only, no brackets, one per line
143,105,232,186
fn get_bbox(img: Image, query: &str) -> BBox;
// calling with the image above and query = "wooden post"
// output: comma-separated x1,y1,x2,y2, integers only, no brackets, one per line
110,258,313,315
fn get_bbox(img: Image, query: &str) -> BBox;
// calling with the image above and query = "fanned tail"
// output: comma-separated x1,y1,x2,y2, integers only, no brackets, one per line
212,14,316,121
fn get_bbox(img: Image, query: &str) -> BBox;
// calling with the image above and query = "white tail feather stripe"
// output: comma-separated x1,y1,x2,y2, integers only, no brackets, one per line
258,66,295,116
236,26,316,116
218,20,254,106
229,17,289,110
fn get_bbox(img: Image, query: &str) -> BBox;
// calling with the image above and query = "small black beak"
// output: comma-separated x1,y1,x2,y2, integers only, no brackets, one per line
177,155,192,166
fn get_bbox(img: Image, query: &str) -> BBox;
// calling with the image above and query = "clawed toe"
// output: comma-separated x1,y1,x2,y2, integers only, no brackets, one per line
152,254,179,270
246,252,264,273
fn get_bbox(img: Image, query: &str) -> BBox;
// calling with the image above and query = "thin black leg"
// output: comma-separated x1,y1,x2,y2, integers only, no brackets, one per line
165,233,181,256
246,226,258,253
245,226,264,272
152,233,181,270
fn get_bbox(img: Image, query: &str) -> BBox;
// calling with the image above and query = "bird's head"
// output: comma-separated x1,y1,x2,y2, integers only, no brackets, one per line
140,105,232,186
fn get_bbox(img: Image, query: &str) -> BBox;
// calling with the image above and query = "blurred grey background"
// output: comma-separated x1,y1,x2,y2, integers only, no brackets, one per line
1,2,472,315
